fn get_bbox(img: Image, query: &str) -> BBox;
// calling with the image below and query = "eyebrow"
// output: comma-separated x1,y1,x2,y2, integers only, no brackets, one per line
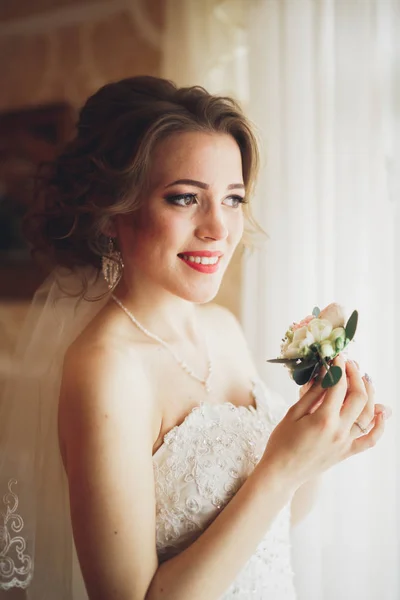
164,179,245,191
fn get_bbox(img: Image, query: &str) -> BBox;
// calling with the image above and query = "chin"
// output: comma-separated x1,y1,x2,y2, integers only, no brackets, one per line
172,279,222,304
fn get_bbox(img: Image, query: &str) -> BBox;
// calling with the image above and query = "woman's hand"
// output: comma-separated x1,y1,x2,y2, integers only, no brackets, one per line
260,354,391,492
300,360,391,425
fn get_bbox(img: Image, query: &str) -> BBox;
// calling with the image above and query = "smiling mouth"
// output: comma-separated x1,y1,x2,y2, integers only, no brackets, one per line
178,253,220,266
177,253,222,273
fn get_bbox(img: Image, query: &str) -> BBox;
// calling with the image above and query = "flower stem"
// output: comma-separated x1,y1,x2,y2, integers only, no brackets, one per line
320,355,334,384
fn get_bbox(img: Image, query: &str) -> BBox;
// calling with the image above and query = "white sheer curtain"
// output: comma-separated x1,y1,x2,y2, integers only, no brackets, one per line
244,2,399,599
162,1,399,598
162,0,248,99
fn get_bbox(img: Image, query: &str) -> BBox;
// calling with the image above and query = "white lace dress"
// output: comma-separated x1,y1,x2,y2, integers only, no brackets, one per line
71,377,297,599
152,377,297,599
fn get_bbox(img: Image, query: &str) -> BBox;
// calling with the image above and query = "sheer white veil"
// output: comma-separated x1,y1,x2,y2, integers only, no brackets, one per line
0,264,111,598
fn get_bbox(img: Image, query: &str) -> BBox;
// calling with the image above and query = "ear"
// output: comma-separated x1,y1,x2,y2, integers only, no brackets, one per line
100,218,117,238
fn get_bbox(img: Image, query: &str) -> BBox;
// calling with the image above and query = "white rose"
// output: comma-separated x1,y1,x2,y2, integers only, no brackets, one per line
282,325,315,358
330,326,346,342
281,308,346,361
320,341,336,358
308,318,332,342
292,325,315,345
283,342,302,358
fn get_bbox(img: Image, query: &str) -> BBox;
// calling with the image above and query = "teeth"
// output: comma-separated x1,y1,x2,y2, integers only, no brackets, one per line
181,255,219,265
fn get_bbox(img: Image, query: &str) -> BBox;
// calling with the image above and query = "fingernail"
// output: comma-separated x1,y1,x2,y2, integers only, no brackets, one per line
350,359,360,370
363,372,373,385
378,408,392,420
384,406,392,419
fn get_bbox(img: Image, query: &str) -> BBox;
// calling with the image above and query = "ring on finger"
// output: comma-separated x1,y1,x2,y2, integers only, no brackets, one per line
354,420,369,434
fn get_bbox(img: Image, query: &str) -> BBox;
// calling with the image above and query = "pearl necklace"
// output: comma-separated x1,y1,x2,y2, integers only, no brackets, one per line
111,294,213,394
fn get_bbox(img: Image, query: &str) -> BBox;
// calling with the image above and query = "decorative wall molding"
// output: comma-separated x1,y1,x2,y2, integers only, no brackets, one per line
0,0,161,49
130,1,162,50
0,0,162,111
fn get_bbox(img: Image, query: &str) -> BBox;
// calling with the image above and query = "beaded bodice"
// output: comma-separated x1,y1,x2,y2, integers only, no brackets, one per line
152,377,297,599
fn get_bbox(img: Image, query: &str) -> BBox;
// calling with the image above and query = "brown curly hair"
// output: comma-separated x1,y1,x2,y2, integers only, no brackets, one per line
24,75,263,278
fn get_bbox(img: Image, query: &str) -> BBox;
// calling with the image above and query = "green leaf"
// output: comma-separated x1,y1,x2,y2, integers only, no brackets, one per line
309,362,322,380
298,361,323,384
291,359,319,372
312,306,320,317
321,365,343,388
345,310,358,342
292,364,317,385
266,358,303,365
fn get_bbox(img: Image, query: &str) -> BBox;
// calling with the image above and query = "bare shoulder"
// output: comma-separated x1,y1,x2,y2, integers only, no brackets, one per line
62,327,152,409
63,323,150,383
62,300,154,401
59,324,155,469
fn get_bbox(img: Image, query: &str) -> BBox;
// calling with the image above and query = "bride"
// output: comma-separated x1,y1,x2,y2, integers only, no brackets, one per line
0,75,389,599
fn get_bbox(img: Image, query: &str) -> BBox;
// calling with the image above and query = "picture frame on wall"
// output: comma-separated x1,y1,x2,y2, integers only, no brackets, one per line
0,103,75,299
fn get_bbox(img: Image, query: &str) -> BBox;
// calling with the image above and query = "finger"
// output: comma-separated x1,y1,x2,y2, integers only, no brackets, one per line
346,411,386,457
317,354,348,416
359,372,375,421
299,381,312,399
337,360,368,429
307,395,326,415
300,372,322,396
374,403,392,418
347,372,375,437
291,367,328,419
351,403,392,438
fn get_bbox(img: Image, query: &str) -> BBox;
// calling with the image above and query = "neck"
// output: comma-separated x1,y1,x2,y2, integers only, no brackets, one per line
112,275,203,347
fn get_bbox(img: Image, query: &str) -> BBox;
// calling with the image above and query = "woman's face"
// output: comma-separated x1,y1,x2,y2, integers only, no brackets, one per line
116,131,245,304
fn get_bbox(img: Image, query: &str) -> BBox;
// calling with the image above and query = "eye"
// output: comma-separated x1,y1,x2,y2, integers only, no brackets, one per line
164,193,198,207
223,195,247,208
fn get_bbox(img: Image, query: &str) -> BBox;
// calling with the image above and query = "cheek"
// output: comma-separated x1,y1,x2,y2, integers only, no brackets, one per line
151,213,186,246
229,211,244,242
133,211,185,257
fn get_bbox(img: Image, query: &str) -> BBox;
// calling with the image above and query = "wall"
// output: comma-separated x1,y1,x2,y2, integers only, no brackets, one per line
0,0,164,111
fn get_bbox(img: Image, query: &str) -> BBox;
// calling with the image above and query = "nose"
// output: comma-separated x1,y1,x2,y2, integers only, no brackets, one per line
195,204,229,242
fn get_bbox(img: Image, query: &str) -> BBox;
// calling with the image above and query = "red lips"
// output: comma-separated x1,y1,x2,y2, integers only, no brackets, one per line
178,250,222,274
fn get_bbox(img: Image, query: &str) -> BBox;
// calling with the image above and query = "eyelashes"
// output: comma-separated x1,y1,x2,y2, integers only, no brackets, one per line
164,193,196,207
164,192,247,208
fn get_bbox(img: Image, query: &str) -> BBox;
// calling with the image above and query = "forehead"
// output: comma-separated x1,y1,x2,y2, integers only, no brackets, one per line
148,131,243,188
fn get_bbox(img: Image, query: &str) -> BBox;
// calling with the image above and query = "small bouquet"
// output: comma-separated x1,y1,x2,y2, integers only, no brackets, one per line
267,303,358,388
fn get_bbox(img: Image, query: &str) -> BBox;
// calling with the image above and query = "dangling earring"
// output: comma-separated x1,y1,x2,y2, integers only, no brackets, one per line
102,237,124,290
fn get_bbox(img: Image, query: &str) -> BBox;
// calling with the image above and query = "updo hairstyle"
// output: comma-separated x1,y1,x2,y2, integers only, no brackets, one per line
24,75,262,278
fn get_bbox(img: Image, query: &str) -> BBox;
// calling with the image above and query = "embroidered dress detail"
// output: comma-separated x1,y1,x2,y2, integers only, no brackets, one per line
0,479,33,590
152,377,297,599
